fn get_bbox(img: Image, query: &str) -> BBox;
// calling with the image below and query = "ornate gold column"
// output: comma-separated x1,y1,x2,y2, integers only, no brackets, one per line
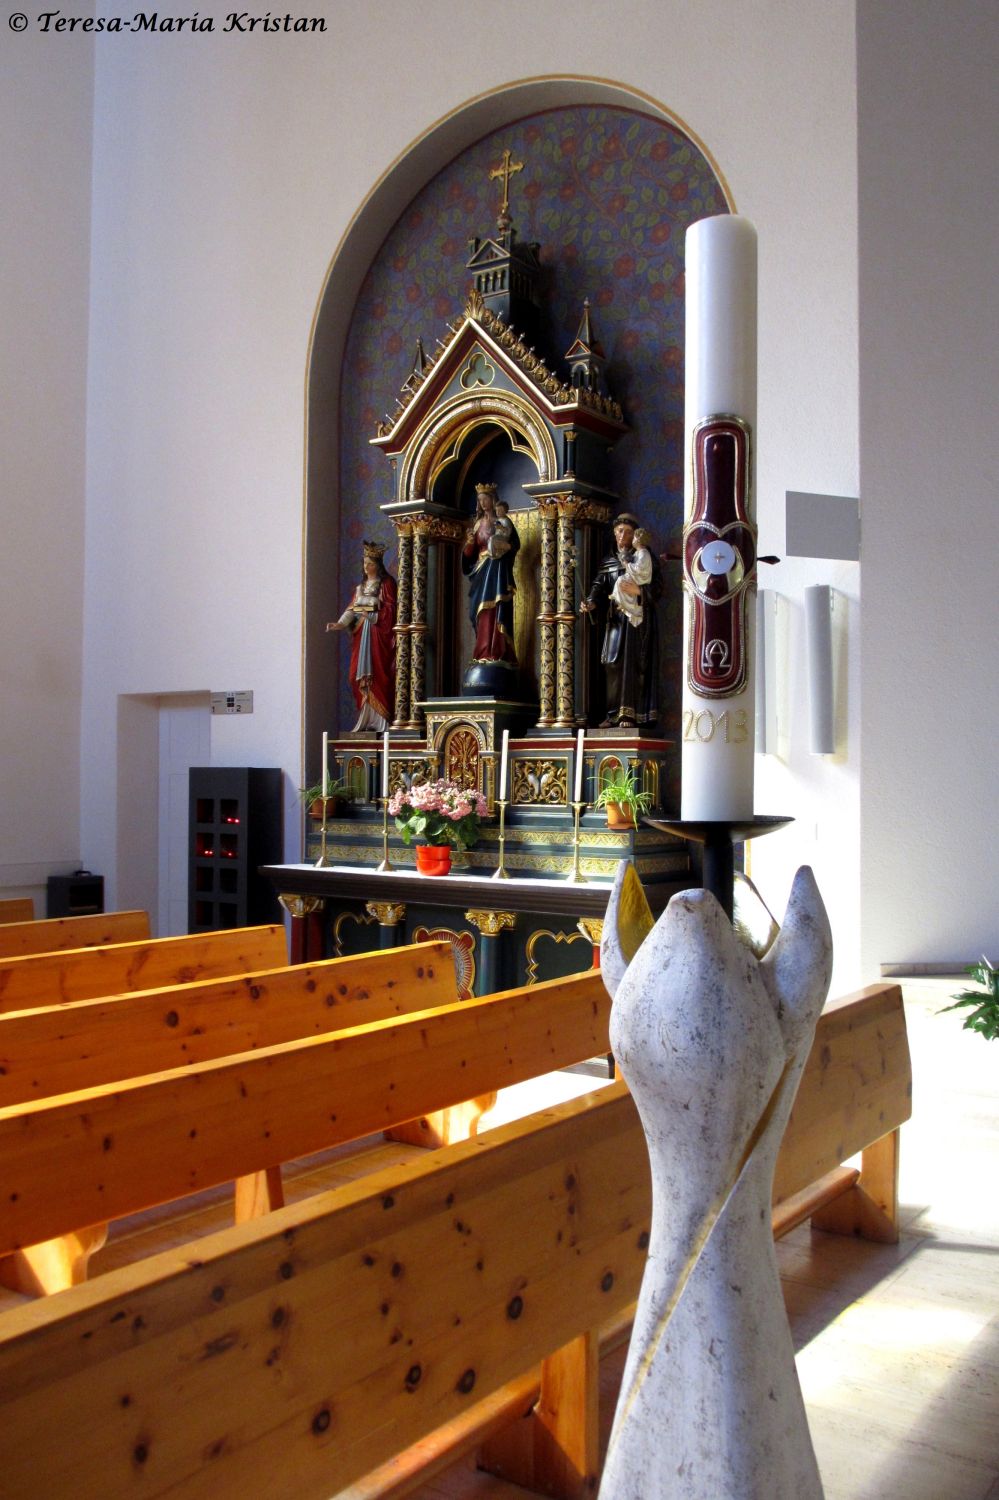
409,520,429,727
278,893,325,964
554,495,580,729
392,522,413,730
465,908,516,996
535,500,558,727
365,900,407,951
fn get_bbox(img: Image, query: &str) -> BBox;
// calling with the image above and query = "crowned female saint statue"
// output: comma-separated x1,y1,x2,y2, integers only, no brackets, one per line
327,541,397,732
461,482,520,694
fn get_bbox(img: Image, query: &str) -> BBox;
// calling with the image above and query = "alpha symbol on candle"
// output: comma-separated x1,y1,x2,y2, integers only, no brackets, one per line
703,638,731,670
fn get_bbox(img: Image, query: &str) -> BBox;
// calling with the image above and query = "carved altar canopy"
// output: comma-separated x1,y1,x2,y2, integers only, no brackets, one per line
369,181,631,736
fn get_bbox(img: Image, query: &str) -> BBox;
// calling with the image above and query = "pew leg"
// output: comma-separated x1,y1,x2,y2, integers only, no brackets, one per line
0,1224,108,1296
386,1092,499,1150
477,1332,599,1499
810,1127,901,1244
234,1166,285,1223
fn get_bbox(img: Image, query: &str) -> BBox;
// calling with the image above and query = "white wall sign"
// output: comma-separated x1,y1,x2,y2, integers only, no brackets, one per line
210,691,253,715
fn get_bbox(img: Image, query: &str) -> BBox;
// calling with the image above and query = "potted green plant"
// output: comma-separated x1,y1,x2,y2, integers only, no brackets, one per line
300,773,350,820
594,764,654,829
939,957,999,1040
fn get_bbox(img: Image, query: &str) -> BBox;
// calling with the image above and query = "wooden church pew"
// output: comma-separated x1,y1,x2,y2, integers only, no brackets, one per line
0,908,150,959
0,967,609,1270
0,981,912,1498
0,923,288,1013
0,897,34,925
771,981,912,1243
0,940,466,1293
0,940,459,1106
0,971,909,1301
0,1085,648,1500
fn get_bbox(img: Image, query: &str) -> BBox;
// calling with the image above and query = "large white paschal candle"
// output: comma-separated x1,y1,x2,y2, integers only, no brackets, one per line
681,214,758,822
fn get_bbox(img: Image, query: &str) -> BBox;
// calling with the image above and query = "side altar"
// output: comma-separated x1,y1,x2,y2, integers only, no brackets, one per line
280,153,693,983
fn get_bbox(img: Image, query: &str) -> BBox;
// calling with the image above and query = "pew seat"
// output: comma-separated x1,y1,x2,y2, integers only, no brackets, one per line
0,908,150,959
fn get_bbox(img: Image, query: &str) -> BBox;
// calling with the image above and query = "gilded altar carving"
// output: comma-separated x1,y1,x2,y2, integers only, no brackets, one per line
332,910,376,956
554,497,581,728
524,927,590,984
464,909,516,938
511,758,568,806
444,726,480,789
403,391,557,500
410,526,428,719
391,525,414,728
365,901,406,926
388,757,434,796
278,893,324,920
577,917,605,945
412,925,476,999
536,501,559,726
408,513,466,544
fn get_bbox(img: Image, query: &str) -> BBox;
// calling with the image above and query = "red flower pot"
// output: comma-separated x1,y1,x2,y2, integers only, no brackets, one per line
415,844,451,876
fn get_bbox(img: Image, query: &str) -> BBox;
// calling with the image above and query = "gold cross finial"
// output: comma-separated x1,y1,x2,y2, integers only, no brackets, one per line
488,149,524,222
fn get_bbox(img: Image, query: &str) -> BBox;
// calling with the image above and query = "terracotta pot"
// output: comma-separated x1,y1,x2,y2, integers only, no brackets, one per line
604,801,636,829
415,844,452,876
308,797,340,820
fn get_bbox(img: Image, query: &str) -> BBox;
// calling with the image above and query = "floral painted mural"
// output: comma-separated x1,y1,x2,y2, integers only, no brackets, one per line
337,103,728,770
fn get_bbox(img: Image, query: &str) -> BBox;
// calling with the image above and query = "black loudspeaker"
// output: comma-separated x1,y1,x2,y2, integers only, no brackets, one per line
47,870,104,918
188,767,283,932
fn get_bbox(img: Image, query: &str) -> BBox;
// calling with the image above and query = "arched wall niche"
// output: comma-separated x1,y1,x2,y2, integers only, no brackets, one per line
304,76,731,780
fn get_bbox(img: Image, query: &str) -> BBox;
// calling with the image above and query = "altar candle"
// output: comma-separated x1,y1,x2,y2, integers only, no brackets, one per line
574,728,585,804
382,731,390,799
498,729,509,801
321,732,329,797
681,214,758,822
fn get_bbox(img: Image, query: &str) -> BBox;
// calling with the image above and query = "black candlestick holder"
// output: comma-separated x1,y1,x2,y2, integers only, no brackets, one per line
644,815,792,923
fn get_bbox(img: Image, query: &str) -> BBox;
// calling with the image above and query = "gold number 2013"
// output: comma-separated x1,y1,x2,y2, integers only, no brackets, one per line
682,708,749,744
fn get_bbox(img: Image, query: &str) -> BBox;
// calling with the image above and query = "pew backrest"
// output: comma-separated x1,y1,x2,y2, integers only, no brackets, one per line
0,924,288,1015
0,898,33,926
0,940,458,1106
0,968,610,1256
773,981,912,1205
0,910,149,959
0,1084,648,1500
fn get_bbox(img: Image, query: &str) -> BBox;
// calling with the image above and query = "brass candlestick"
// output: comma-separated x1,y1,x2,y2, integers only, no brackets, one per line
491,799,510,879
566,800,588,884
314,799,332,868
376,797,394,872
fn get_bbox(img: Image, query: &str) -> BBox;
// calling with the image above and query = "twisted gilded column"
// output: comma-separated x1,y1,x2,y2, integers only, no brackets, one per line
409,520,429,728
554,496,580,729
535,501,558,727
392,523,413,730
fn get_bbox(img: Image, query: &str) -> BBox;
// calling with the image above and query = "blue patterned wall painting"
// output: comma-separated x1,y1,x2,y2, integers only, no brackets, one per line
337,103,727,774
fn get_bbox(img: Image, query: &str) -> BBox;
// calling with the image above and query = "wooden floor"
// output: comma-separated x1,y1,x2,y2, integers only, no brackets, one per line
3,976,997,1498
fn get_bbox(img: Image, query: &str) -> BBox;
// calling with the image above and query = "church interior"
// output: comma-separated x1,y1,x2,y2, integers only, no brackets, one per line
0,1,996,1496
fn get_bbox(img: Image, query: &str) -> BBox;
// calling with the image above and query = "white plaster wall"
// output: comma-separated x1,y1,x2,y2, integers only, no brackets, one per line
0,18,94,909
857,1,998,971
78,0,860,983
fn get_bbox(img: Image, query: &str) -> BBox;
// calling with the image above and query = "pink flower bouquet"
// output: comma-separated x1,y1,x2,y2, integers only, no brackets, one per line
388,778,487,850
